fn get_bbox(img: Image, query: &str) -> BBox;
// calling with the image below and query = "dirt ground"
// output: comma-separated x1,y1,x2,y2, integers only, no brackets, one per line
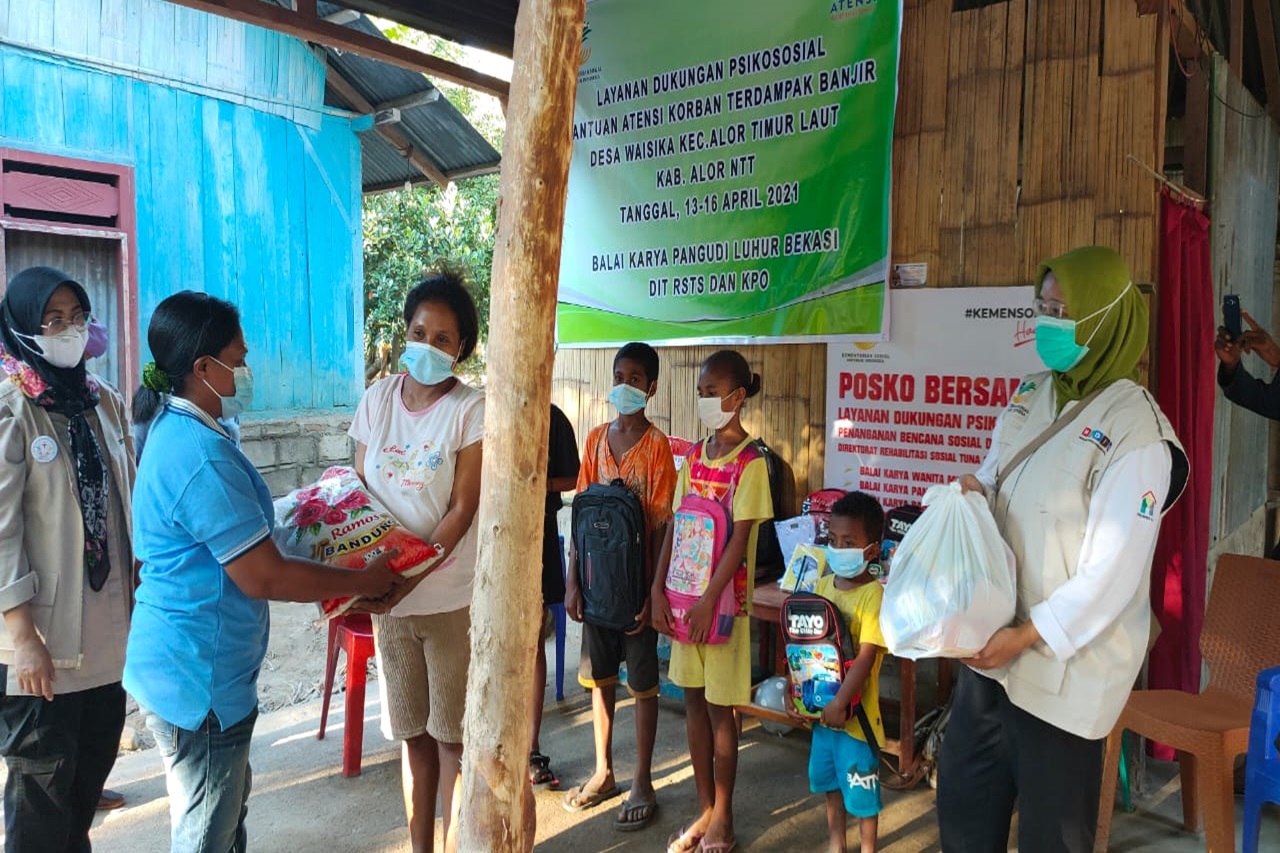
6,599,1262,852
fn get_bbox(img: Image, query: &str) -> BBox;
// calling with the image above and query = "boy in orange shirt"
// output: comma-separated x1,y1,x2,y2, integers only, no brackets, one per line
563,342,677,832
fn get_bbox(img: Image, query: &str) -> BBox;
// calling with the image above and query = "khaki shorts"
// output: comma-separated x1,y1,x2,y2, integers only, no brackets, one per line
372,607,471,743
667,616,752,707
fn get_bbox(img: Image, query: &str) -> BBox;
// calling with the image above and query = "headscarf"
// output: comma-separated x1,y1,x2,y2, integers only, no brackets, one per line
1036,246,1148,413
0,266,111,591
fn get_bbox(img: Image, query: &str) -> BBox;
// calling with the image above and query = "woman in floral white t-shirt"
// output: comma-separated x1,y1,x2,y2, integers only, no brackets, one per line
349,269,484,852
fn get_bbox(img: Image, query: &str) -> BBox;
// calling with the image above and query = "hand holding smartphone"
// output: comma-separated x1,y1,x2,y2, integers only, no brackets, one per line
1224,294,1243,341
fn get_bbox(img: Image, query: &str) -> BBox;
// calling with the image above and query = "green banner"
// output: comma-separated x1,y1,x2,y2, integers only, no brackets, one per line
556,0,901,345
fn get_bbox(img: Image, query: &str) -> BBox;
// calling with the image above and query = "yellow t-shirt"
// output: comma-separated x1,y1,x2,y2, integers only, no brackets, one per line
671,436,773,613
815,573,887,745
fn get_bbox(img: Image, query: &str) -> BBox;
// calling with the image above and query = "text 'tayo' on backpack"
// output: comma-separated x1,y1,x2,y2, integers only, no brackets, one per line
874,503,924,579
571,479,646,632
780,591,879,753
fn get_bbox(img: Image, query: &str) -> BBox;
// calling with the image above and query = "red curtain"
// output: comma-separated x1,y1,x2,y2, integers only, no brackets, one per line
1148,190,1214,760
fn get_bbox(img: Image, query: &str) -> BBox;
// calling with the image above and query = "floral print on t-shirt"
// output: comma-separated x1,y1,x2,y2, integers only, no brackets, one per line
373,440,447,492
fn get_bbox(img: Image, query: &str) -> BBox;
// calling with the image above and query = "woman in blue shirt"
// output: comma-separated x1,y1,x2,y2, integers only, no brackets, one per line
125,292,405,853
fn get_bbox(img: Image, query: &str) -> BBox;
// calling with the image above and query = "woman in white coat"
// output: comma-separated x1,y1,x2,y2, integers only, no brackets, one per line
936,246,1189,853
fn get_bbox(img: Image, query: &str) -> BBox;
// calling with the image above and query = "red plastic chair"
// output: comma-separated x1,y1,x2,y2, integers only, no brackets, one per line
318,613,375,778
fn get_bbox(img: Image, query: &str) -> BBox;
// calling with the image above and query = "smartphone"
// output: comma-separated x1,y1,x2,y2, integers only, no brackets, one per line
1224,294,1243,341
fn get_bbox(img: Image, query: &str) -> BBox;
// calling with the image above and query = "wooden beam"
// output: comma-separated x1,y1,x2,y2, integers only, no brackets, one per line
376,89,441,112
1252,0,1280,122
325,64,451,188
1183,63,1211,195
443,163,502,182
1229,0,1245,77
455,0,586,850
1168,0,1205,59
162,0,510,100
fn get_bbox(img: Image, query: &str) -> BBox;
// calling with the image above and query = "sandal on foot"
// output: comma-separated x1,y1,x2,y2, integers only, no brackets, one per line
697,842,737,853
666,823,704,853
561,782,621,812
613,798,659,831
529,752,559,790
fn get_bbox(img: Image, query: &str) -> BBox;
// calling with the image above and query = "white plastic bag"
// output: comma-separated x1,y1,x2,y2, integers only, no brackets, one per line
880,481,1016,659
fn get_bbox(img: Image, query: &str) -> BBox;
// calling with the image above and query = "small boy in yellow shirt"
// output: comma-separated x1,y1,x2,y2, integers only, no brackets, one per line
809,491,887,853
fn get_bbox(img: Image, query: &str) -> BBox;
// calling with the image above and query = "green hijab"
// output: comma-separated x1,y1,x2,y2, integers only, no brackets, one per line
1036,246,1147,412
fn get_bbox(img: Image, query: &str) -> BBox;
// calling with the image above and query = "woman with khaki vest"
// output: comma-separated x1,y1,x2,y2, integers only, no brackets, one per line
936,246,1189,853
0,266,136,853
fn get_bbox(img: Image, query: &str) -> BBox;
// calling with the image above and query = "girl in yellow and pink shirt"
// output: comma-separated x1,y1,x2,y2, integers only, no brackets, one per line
652,350,772,853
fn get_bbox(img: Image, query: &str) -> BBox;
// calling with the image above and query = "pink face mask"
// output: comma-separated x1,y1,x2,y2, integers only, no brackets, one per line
85,318,108,359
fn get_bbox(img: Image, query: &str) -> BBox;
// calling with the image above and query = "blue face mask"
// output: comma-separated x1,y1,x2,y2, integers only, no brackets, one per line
402,342,456,386
825,545,869,579
1033,283,1131,374
608,382,648,414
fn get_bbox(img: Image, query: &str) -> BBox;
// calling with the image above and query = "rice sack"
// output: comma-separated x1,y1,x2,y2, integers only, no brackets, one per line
273,466,441,618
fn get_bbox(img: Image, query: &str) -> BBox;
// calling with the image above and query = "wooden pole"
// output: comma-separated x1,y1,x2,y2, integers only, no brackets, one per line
455,0,585,850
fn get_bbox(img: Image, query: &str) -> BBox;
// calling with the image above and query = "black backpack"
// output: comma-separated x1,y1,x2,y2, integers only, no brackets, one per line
752,438,787,583
875,503,924,579
571,480,647,631
780,591,880,756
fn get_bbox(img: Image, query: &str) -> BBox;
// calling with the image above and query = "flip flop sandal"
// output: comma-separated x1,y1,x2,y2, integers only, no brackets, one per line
666,823,704,853
97,789,126,811
561,783,622,812
613,798,659,832
528,752,560,790
697,842,737,853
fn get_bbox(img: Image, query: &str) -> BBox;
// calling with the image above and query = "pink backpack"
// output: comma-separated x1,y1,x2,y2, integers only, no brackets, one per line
664,442,758,645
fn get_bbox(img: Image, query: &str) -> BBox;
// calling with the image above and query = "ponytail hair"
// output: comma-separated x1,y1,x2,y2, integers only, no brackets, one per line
133,291,242,426
702,349,761,398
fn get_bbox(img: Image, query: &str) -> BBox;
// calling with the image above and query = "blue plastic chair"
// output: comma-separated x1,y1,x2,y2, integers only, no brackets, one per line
1244,665,1280,853
550,535,568,701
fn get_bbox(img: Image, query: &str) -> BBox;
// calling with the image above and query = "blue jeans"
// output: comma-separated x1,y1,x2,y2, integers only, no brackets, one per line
145,708,257,853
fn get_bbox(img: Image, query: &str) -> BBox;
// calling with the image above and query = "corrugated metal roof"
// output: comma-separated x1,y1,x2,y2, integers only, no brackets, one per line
280,2,502,191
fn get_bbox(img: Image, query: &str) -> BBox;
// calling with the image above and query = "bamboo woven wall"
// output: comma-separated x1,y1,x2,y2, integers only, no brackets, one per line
554,0,1166,514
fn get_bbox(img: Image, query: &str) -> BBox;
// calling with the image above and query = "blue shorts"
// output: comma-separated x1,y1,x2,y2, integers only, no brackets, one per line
808,725,882,818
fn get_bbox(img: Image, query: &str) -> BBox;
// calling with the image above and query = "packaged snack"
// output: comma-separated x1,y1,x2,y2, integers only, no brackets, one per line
274,466,441,618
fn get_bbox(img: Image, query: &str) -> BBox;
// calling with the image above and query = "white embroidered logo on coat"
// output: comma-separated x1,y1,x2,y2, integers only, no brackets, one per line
30,436,58,464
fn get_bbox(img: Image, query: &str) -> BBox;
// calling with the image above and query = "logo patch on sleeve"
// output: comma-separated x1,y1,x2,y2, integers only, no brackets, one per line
1079,427,1113,452
1138,490,1157,520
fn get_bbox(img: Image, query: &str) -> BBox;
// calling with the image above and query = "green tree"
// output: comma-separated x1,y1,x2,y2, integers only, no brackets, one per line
362,176,498,380
362,27,505,381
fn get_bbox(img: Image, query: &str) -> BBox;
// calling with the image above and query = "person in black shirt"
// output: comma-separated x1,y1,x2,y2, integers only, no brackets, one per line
1216,310,1280,420
529,404,580,789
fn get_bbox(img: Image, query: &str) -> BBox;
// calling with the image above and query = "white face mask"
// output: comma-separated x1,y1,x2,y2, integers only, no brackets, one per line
697,395,735,431
13,325,89,369
202,358,254,419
